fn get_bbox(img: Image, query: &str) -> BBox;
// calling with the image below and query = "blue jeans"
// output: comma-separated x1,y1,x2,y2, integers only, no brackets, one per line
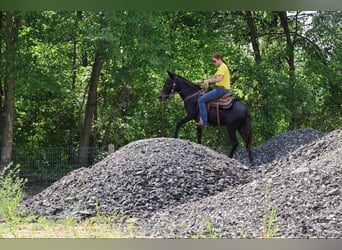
198,87,229,125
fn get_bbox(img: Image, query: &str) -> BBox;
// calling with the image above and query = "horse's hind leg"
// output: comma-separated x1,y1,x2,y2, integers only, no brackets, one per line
196,126,203,144
239,127,253,163
227,127,239,158
238,115,253,164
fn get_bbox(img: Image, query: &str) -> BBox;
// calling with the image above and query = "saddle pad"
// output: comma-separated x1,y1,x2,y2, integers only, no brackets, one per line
207,93,235,109
209,101,234,110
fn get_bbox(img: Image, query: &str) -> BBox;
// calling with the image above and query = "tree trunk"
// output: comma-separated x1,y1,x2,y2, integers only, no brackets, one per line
71,11,83,90
78,54,102,167
1,12,21,168
245,11,262,64
244,11,268,116
278,11,297,128
0,11,4,143
245,10,265,91
278,11,295,78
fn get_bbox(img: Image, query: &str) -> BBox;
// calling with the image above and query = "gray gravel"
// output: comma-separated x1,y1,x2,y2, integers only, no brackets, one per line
19,138,249,220
132,129,341,238
233,128,324,166
18,128,341,238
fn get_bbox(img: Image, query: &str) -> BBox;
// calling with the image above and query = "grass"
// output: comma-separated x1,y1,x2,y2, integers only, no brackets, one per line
192,219,221,239
236,184,279,239
0,216,131,238
0,163,27,222
0,163,132,238
0,204,135,238
204,220,220,239
261,183,279,238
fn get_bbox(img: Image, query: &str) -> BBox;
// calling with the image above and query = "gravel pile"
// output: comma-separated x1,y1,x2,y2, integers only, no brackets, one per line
132,129,342,238
18,128,342,238
18,138,249,220
233,128,324,166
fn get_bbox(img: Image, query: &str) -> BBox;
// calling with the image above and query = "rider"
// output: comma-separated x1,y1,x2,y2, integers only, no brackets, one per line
196,53,231,128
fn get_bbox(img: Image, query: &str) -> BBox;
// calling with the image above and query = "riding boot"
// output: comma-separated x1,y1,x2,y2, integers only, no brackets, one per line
196,117,207,128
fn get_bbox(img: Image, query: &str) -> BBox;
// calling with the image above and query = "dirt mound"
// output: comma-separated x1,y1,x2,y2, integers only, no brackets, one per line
133,129,342,238
233,128,324,166
18,138,249,220
18,128,342,238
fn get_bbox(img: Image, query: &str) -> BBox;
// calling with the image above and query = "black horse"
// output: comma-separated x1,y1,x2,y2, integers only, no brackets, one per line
159,72,253,163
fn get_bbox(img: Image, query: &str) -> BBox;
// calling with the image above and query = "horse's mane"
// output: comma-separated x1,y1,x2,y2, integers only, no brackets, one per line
174,74,201,90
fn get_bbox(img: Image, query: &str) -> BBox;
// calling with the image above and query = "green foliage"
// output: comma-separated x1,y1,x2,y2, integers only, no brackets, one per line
1,11,340,163
0,163,27,221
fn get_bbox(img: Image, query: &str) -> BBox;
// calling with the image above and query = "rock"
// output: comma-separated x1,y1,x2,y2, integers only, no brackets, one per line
291,166,310,174
233,128,324,166
132,129,342,238
17,129,342,238
18,138,250,220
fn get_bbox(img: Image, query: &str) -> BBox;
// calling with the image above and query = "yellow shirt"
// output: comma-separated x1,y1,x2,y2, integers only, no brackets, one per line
215,63,230,90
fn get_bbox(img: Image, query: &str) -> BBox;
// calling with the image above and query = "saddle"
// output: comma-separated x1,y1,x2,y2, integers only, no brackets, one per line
200,86,235,110
206,93,235,110
200,88,235,127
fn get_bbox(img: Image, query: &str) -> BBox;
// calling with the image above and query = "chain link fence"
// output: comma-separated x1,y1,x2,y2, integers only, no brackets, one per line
4,133,236,198
9,146,109,196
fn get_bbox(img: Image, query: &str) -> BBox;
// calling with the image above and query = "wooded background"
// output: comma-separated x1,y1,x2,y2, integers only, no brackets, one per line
0,11,341,171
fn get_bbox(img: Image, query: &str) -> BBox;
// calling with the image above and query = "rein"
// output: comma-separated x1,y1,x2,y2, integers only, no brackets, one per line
169,76,201,102
183,90,201,102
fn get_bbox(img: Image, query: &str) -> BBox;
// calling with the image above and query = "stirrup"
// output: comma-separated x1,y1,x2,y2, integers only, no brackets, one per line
196,118,207,128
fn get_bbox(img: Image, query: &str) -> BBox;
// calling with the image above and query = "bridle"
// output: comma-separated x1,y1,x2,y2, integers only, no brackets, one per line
163,75,202,101
159,78,176,100
168,79,177,98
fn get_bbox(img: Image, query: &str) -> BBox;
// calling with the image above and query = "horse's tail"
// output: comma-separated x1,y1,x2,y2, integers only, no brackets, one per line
242,110,253,163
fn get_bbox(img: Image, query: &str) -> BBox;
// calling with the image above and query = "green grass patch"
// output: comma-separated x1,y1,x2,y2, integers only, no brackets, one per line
0,163,27,222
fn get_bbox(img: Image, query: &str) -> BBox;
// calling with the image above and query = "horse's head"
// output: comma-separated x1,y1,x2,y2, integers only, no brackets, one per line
159,72,177,101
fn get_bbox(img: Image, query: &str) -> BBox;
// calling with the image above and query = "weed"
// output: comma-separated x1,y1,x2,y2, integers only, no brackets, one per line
206,220,220,238
194,219,221,239
0,163,27,221
240,224,249,238
126,218,136,235
261,183,279,238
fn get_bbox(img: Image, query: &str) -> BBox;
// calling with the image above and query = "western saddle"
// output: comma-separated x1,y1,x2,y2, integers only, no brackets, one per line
201,87,235,127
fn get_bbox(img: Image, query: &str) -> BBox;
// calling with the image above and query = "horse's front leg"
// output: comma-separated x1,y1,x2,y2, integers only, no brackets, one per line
173,115,193,138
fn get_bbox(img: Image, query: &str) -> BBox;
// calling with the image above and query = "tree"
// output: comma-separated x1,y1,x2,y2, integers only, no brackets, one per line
13,11,81,147
245,11,261,64
0,11,339,173
0,12,21,168
300,11,342,130
78,53,102,167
